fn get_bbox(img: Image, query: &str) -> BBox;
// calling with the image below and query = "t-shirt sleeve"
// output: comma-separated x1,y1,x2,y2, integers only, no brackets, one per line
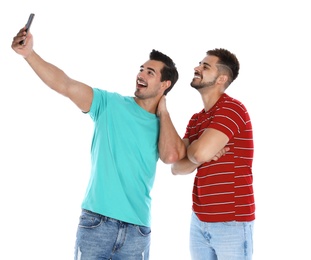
88,88,108,121
209,102,247,140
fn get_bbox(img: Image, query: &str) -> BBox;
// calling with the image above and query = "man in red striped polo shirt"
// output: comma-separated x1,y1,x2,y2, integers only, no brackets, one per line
172,48,255,260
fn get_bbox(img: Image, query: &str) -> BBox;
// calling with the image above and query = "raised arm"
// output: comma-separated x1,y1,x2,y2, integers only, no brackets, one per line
157,95,186,164
11,27,93,112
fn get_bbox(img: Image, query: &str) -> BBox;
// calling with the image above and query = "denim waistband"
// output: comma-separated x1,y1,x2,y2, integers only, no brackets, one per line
82,209,136,226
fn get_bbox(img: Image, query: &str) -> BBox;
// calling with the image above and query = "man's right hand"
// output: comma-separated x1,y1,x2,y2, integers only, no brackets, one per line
11,27,34,58
156,95,168,117
212,147,230,161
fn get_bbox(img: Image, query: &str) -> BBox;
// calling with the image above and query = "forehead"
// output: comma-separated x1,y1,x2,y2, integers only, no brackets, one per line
201,55,219,66
142,60,164,73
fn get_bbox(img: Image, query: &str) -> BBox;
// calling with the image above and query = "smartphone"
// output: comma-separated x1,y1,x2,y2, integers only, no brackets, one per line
19,13,35,45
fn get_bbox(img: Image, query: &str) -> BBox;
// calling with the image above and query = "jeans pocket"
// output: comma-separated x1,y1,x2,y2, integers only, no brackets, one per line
136,225,151,237
78,210,103,228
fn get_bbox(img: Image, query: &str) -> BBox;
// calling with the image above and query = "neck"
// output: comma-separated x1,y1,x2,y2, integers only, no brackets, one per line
199,87,224,112
134,97,158,114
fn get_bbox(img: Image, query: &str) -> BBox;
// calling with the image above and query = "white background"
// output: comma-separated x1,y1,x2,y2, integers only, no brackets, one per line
1,0,310,259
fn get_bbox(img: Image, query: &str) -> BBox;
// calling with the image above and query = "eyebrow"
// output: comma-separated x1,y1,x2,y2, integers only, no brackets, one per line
140,65,156,73
199,61,211,67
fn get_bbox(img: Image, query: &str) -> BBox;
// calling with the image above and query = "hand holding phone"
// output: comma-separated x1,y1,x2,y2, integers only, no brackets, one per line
19,13,35,45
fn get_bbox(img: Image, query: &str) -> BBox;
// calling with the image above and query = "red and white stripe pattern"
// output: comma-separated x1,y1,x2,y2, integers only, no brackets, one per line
184,93,255,222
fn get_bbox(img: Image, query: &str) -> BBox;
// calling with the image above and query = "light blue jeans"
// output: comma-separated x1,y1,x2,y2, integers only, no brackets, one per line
190,212,254,260
74,209,151,260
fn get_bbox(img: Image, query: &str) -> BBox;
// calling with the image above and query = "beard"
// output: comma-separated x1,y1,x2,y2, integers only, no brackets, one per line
190,77,217,90
134,88,159,100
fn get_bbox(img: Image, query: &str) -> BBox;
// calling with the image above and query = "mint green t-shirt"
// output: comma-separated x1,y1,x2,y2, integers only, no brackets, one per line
81,88,159,227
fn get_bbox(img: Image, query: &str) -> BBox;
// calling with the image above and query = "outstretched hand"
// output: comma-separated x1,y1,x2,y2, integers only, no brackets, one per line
11,27,34,58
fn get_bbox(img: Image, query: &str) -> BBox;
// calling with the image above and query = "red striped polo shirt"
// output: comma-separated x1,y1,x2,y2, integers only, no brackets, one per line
184,93,255,222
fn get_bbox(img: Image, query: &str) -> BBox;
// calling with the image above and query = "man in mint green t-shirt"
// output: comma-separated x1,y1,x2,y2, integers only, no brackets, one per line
12,25,186,259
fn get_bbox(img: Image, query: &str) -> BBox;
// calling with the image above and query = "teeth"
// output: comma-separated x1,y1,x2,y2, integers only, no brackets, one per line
137,80,147,86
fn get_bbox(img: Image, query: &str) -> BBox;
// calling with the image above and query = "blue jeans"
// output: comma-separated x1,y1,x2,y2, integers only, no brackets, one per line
190,212,254,260
74,209,151,260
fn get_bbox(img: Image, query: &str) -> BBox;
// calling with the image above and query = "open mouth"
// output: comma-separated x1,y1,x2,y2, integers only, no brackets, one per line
193,73,201,79
137,79,147,88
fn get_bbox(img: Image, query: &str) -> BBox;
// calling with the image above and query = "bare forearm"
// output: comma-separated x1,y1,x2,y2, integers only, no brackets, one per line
12,28,93,112
25,50,71,96
171,156,198,175
24,50,93,112
187,129,230,164
158,111,186,164
187,140,205,164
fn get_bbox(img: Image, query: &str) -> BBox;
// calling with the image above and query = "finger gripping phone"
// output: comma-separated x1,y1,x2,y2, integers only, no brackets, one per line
20,13,35,45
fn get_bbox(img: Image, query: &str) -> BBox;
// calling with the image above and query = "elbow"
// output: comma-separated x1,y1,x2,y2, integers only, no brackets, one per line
160,145,186,165
161,151,180,164
171,169,179,176
187,142,215,164
171,164,181,175
187,149,205,165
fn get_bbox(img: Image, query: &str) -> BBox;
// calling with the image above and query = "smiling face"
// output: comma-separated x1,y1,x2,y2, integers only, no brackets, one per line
190,55,220,90
134,59,167,100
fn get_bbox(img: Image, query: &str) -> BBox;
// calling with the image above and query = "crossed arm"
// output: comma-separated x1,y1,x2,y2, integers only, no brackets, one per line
156,94,229,171
171,128,229,175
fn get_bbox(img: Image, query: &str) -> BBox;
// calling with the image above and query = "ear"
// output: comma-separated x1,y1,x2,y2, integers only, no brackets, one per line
162,80,171,93
217,75,228,85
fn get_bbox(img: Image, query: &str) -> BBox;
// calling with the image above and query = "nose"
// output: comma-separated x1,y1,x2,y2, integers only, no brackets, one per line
137,74,144,81
137,69,146,78
195,63,202,70
194,66,201,74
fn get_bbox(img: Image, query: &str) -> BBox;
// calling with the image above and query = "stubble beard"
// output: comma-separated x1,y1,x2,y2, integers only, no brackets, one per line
134,88,159,100
190,77,217,90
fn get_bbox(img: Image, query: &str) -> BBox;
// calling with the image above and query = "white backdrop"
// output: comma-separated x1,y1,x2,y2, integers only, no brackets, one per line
1,1,310,259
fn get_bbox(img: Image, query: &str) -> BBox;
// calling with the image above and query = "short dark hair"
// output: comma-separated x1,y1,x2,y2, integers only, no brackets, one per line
207,48,240,86
150,49,179,95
